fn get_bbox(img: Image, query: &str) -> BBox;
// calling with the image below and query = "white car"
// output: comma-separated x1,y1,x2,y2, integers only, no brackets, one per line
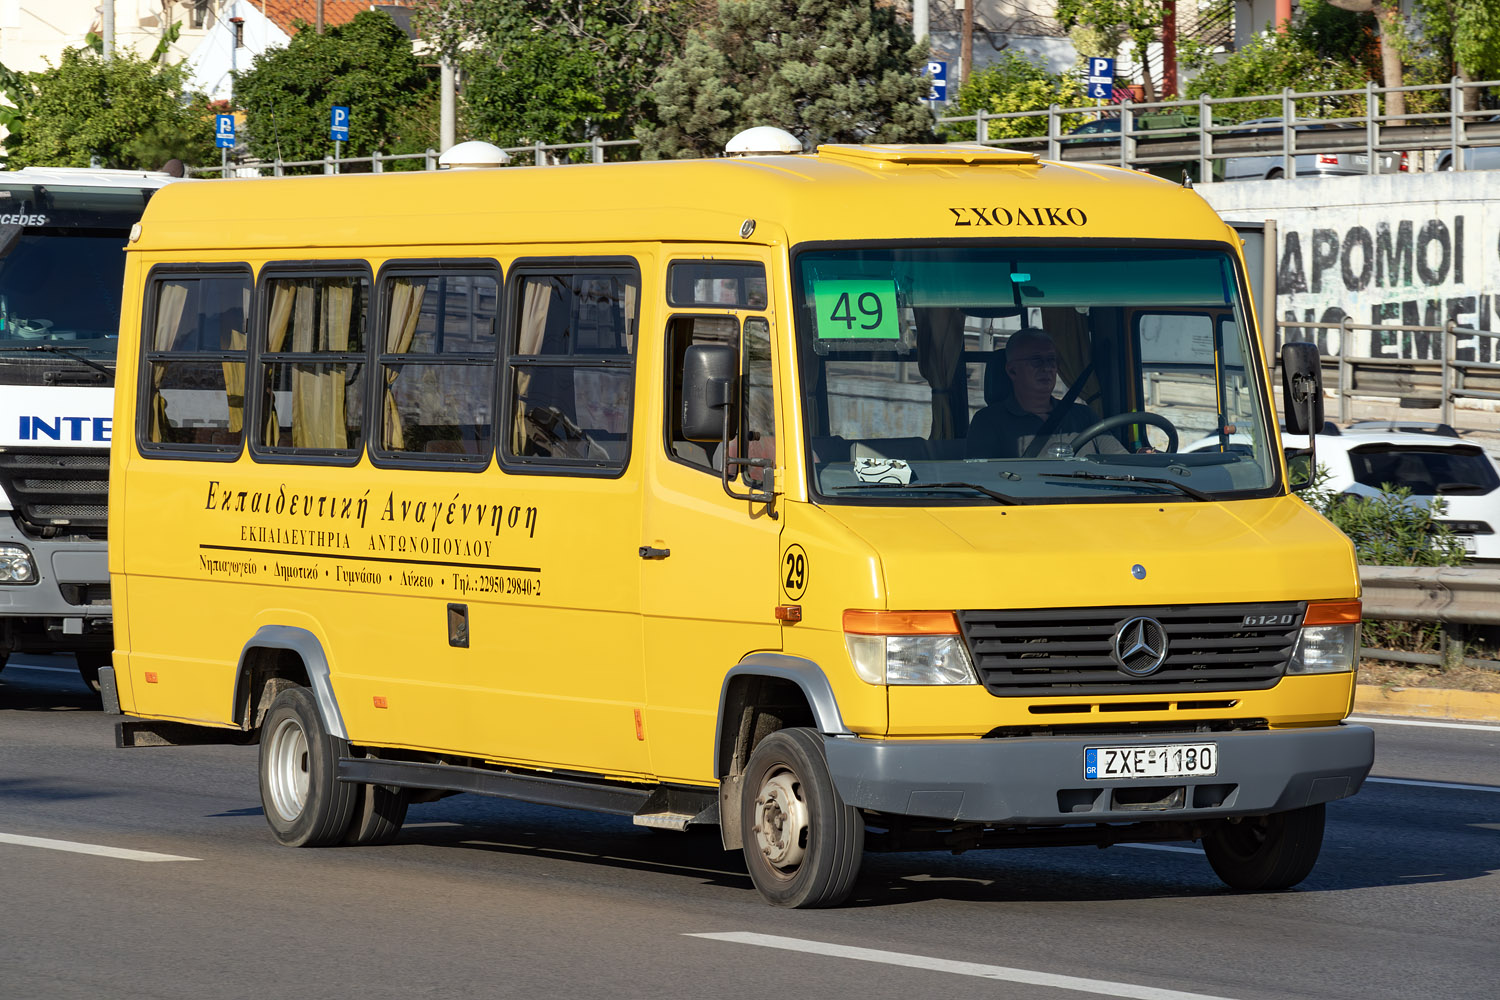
1183,422,1500,560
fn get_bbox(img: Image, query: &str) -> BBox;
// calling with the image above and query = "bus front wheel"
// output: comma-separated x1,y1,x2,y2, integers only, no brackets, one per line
740,728,864,908
259,686,357,847
1202,802,1325,891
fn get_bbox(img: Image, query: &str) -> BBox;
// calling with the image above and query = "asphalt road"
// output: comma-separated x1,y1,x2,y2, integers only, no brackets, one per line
2,655,1496,1000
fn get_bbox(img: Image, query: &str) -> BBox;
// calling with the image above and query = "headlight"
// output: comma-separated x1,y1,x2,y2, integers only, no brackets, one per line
1287,600,1361,674
0,543,37,584
844,611,979,686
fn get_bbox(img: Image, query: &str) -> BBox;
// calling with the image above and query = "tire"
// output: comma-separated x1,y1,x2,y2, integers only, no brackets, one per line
1265,168,1284,180
343,779,409,846
739,727,864,908
1203,802,1325,891
258,686,357,847
76,651,110,693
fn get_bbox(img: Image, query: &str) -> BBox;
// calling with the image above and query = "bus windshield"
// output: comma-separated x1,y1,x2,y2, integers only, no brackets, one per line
793,245,1279,504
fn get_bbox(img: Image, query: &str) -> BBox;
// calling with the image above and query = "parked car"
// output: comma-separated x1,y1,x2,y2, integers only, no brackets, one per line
1220,118,1407,181
1435,115,1500,171
1182,423,1500,559
1062,113,1206,182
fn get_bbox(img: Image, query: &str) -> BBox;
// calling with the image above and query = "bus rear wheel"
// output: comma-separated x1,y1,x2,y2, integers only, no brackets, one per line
258,686,357,847
740,728,864,908
1202,802,1325,890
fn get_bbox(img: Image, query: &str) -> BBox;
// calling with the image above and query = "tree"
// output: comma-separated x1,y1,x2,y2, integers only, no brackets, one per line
0,45,216,169
942,52,1086,142
1410,0,1500,111
638,0,933,159
1054,0,1164,101
1325,1,1407,116
233,11,434,169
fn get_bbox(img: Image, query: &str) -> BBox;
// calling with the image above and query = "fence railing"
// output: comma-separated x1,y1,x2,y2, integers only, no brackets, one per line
933,76,1500,179
1359,565,1500,672
188,137,643,178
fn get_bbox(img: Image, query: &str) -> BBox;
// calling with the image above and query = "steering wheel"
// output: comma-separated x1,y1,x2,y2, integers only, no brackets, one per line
1069,411,1179,454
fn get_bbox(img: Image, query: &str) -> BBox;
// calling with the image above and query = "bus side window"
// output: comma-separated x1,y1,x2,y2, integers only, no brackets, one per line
256,270,369,457
140,267,252,453
665,314,738,471
503,265,638,471
375,268,499,464
740,316,775,487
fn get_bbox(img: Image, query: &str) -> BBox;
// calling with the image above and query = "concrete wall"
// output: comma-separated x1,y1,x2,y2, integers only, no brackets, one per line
1196,171,1500,366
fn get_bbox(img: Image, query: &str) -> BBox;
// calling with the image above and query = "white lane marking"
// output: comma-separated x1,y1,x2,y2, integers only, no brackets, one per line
0,832,199,862
1348,716,1500,733
689,932,1243,1000
1117,842,1203,854
1366,776,1500,794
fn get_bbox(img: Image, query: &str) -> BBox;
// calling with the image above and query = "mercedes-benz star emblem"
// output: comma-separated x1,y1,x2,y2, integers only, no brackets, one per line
1112,616,1168,676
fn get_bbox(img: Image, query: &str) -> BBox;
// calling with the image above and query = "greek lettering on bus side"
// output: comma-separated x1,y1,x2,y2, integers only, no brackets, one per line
948,207,1086,227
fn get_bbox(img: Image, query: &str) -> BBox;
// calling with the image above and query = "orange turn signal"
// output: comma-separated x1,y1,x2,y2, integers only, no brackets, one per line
843,610,960,635
1304,600,1361,626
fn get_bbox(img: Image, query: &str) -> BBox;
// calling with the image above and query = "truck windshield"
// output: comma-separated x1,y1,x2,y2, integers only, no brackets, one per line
0,181,153,383
793,245,1279,504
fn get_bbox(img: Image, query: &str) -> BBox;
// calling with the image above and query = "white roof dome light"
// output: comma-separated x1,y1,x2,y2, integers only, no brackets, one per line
438,141,512,169
725,126,804,156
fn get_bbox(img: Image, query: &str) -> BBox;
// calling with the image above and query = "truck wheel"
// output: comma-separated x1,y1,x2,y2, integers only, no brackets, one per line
259,686,356,847
1203,802,1325,890
343,780,409,846
76,652,110,693
740,728,863,908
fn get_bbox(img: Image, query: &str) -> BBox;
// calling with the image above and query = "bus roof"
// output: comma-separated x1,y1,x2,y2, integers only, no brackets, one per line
129,145,1232,254
2,166,178,190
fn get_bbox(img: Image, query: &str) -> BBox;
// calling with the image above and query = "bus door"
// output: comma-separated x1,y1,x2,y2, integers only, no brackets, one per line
640,256,782,784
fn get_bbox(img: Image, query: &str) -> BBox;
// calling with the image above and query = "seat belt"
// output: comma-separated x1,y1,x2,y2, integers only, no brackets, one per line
1021,364,1095,458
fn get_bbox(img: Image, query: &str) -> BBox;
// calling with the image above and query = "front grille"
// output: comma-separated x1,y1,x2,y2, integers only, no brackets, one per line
0,448,109,534
958,602,1305,697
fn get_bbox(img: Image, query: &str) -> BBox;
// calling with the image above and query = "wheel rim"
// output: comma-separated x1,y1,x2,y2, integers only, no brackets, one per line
266,716,311,823
752,767,809,873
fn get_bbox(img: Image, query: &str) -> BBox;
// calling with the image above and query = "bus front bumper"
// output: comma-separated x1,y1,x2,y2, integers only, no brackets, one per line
822,724,1373,825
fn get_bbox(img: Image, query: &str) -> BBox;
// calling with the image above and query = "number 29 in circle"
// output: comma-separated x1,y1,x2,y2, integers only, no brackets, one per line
781,544,809,601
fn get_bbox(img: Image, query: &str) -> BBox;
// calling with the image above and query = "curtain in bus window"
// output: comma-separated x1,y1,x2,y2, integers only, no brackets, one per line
263,281,299,443
149,282,190,442
1040,307,1102,413
293,281,352,449
512,279,553,454
221,283,249,435
914,307,963,439
383,277,426,450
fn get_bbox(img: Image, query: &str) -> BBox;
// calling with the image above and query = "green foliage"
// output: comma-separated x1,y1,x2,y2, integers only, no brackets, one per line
942,52,1087,141
638,0,933,159
1302,473,1467,567
234,11,434,170
1054,0,1163,96
0,46,216,169
1405,0,1500,109
450,1,682,152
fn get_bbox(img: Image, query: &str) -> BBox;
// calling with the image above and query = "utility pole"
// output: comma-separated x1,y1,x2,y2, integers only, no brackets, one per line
316,0,325,35
440,54,456,152
959,0,973,87
913,0,928,50
102,0,115,57
1162,1,1177,99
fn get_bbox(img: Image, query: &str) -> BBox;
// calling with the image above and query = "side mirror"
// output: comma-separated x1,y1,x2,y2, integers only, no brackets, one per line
682,343,736,443
1280,341,1324,436
1286,449,1313,491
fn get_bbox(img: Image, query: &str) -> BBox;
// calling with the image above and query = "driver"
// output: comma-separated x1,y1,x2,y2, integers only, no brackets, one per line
966,327,1126,458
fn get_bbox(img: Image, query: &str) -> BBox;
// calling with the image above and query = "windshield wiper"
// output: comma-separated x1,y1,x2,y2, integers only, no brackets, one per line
0,344,114,382
835,481,1028,505
1041,470,1214,501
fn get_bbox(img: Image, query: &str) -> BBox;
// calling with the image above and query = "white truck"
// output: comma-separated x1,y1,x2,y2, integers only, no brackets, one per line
0,166,175,690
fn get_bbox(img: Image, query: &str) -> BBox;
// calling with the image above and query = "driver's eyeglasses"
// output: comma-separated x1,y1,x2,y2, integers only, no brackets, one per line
1017,354,1059,369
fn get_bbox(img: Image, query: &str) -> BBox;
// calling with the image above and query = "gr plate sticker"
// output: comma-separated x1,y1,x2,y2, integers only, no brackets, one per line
813,279,899,340
781,544,808,601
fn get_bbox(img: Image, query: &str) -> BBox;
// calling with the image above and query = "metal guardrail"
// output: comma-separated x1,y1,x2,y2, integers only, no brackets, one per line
1358,565,1500,672
188,137,643,178
934,77,1500,178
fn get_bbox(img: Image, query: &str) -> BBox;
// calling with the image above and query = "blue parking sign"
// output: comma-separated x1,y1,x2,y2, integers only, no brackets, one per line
925,60,947,103
1086,57,1115,100
215,114,235,149
330,105,350,142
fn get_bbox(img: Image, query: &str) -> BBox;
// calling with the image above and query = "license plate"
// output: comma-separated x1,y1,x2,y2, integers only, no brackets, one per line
1085,743,1217,779
1352,154,1368,165
1458,534,1477,554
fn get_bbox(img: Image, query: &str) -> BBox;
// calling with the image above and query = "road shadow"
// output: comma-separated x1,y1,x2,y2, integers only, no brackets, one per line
0,659,100,712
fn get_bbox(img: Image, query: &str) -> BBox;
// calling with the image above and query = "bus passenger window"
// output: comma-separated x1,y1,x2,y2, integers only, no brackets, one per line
377,270,498,462
257,272,369,456
140,268,252,451
505,267,637,471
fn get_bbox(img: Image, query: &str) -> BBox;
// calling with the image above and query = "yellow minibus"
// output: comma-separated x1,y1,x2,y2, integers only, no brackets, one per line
106,137,1371,907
